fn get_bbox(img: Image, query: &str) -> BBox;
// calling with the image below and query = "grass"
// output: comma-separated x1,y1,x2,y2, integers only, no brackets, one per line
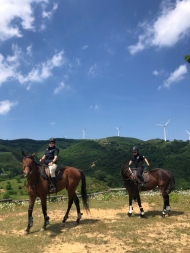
0,191,190,252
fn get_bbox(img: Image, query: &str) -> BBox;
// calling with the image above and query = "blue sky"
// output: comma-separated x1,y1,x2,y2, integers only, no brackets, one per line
0,0,190,141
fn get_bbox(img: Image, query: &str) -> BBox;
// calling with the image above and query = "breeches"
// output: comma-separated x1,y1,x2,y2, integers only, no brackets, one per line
136,167,144,177
48,164,57,177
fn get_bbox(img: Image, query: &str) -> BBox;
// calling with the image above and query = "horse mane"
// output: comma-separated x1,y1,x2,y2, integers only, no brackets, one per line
24,154,34,159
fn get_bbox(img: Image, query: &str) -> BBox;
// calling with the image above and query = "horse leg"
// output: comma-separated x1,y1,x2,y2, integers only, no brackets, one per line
40,197,50,231
166,197,171,216
62,191,74,224
127,191,133,217
73,193,83,223
25,195,36,234
161,191,170,217
136,192,145,218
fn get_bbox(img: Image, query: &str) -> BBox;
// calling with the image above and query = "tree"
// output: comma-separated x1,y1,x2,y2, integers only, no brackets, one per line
6,181,12,190
184,55,190,65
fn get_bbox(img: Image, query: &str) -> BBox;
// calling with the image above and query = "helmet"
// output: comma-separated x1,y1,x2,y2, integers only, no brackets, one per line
48,137,56,143
132,146,138,153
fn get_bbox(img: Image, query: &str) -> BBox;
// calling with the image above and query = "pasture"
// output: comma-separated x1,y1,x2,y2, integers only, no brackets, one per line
0,191,190,253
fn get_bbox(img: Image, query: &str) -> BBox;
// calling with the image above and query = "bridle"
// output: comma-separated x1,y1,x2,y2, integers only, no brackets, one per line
23,156,36,178
23,165,33,177
121,164,134,181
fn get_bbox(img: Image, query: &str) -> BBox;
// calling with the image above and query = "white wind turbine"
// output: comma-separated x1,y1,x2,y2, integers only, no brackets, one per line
156,119,171,141
186,130,190,140
116,127,121,137
83,129,86,139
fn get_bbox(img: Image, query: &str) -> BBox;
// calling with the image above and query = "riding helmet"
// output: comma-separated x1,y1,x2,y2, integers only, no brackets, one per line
48,137,56,143
132,146,138,153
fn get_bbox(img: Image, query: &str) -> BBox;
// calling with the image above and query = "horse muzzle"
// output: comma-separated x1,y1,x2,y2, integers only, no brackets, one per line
23,166,32,178
23,172,30,178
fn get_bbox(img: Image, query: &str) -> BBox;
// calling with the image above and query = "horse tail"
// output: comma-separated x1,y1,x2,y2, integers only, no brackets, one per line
79,170,90,212
167,171,175,194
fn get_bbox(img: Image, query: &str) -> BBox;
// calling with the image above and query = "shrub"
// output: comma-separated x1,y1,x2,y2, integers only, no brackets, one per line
3,192,11,199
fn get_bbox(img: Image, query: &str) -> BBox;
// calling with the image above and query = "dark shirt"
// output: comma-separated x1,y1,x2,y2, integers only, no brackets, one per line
131,153,145,168
44,146,59,165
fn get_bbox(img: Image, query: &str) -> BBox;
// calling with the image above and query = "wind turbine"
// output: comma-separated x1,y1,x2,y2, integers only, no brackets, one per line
156,119,171,141
83,129,86,139
116,127,121,137
186,130,190,141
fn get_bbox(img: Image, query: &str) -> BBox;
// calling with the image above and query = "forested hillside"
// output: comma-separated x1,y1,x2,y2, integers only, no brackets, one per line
0,137,190,189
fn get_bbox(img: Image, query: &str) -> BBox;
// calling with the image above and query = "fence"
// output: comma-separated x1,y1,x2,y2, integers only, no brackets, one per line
0,188,126,204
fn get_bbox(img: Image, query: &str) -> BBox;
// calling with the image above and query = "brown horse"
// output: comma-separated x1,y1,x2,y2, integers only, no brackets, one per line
22,151,89,234
121,164,175,218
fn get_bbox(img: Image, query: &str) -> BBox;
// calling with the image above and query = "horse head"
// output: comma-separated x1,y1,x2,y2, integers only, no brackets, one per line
121,164,135,180
22,151,37,178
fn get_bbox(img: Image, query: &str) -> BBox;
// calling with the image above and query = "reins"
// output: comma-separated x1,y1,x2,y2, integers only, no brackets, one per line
23,158,40,193
121,165,133,181
23,165,33,176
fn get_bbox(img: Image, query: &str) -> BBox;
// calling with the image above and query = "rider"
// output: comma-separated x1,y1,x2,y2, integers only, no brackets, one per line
39,137,59,192
128,146,150,186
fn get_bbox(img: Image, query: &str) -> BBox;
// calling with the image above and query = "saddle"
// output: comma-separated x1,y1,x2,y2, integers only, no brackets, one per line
39,165,64,181
131,168,150,185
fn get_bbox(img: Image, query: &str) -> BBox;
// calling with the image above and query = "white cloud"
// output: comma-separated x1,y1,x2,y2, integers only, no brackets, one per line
158,64,188,89
152,69,166,77
82,45,89,50
128,0,190,54
40,3,58,30
0,100,18,115
0,46,67,88
54,81,70,94
42,3,58,19
26,44,33,56
17,50,65,84
153,70,159,76
90,104,99,110
88,64,97,76
0,45,21,86
0,0,50,41
75,58,81,67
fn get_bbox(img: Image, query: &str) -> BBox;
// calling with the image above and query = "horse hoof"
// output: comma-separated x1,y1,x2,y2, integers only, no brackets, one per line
139,214,144,218
24,230,29,235
127,213,132,217
60,222,65,227
166,211,170,216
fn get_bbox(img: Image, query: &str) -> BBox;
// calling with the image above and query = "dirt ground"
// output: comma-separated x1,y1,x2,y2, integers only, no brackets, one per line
1,201,190,253
40,202,190,253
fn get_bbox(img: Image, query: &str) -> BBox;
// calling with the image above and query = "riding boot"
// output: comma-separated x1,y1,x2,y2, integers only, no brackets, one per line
138,175,145,186
49,177,56,192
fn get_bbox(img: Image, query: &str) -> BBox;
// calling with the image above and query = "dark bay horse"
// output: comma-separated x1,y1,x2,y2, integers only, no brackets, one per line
22,151,89,234
121,164,175,218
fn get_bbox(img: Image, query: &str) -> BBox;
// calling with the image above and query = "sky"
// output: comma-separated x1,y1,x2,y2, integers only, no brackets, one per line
0,0,190,141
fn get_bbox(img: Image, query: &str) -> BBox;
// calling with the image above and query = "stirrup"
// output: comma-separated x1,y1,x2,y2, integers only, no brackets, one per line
49,184,56,192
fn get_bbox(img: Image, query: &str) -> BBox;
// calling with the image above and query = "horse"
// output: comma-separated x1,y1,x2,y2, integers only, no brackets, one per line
22,151,89,234
120,164,175,218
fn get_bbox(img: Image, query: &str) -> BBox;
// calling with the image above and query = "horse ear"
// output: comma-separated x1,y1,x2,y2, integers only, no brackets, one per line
32,152,36,157
22,151,26,156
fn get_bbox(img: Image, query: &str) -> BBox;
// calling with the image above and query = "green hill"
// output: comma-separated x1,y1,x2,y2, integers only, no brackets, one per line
0,137,190,190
